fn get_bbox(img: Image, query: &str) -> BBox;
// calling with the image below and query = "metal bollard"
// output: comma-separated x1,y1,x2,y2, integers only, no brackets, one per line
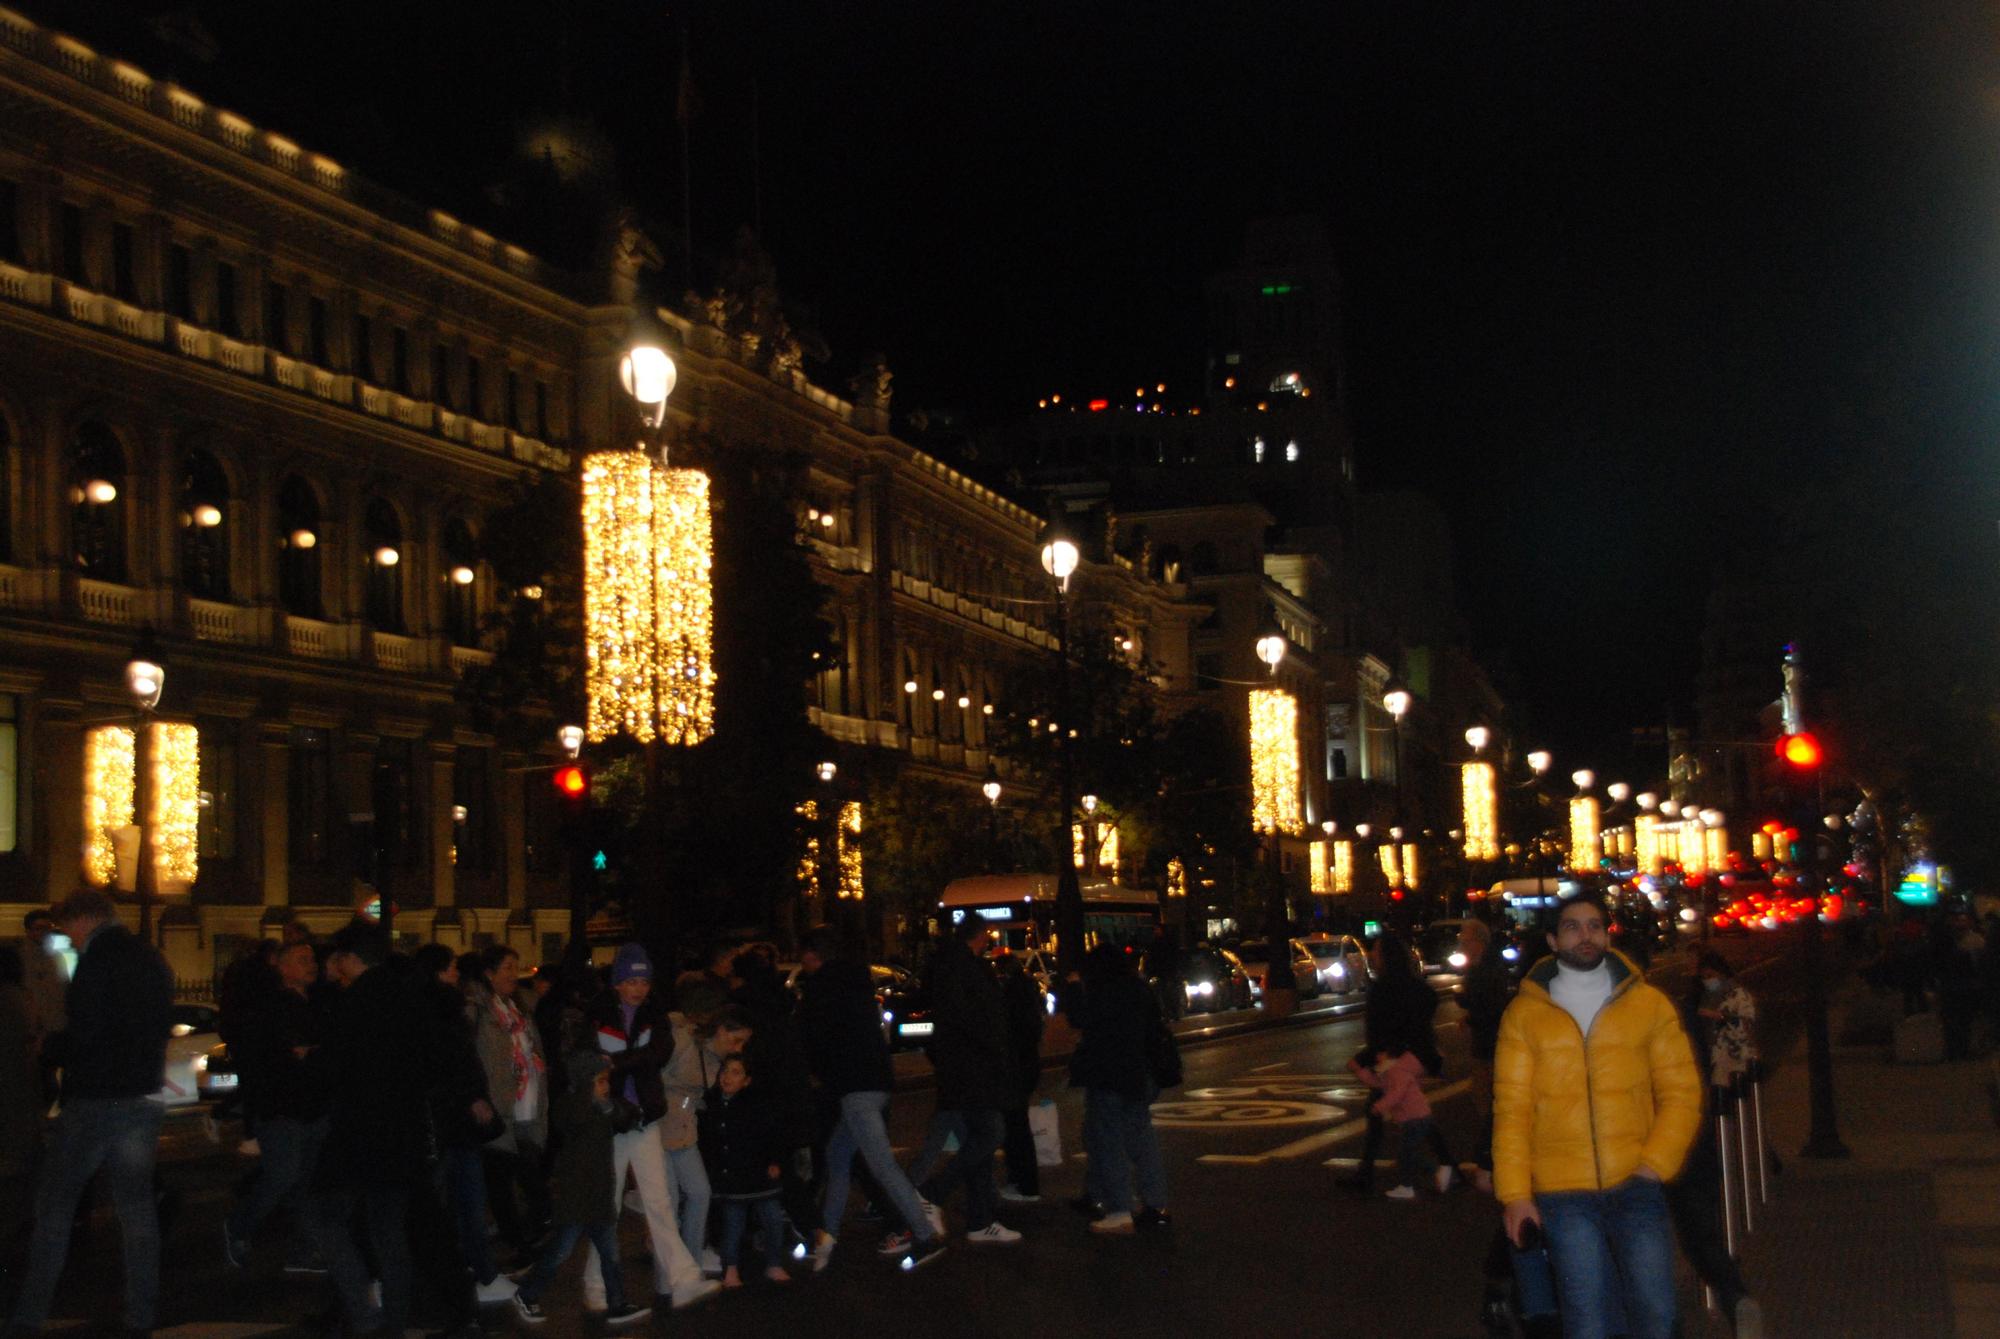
1717,1093,1738,1260
1750,1066,1771,1204
1733,1075,1755,1235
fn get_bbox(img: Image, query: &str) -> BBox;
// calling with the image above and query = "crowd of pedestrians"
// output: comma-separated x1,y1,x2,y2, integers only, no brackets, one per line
0,890,1176,1336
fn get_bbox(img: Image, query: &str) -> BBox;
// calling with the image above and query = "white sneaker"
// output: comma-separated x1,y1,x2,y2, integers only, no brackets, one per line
475,1274,518,1304
997,1185,1041,1203
1089,1211,1136,1235
810,1230,836,1274
1384,1185,1417,1200
966,1222,1022,1245
671,1278,722,1309
1434,1165,1455,1194
699,1247,723,1276
920,1198,946,1238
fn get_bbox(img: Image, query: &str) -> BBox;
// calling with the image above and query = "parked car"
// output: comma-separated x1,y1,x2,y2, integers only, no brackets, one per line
1232,939,1323,1000
1179,946,1253,1014
1301,934,1372,995
1416,919,1479,975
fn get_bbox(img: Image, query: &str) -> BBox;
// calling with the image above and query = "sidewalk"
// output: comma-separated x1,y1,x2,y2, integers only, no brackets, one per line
1735,988,1998,1338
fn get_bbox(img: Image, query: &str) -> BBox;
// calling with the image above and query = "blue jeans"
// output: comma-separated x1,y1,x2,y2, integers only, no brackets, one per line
1395,1117,1437,1189
313,1184,411,1336
918,1107,1003,1231
716,1195,788,1269
519,1220,625,1309
1539,1175,1676,1339
907,1109,968,1188
820,1090,935,1242
441,1145,499,1283
666,1143,711,1260
8,1096,165,1330
1083,1086,1167,1216
225,1114,327,1261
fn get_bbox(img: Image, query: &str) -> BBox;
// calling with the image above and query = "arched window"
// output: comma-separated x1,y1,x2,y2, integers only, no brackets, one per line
363,498,404,632
178,449,230,600
277,477,323,618
0,410,13,562
69,422,126,580
442,517,479,647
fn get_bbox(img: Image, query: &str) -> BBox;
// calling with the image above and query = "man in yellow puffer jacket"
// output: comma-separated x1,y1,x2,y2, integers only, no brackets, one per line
1494,891,1702,1339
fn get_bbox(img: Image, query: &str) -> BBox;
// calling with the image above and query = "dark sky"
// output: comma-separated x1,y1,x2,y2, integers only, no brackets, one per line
51,1,2000,770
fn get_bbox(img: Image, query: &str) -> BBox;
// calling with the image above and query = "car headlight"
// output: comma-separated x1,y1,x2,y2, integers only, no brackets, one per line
882,1010,893,1025
1502,946,1520,961
194,1054,208,1075
1448,952,1468,969
1192,981,1213,996
1329,963,1345,978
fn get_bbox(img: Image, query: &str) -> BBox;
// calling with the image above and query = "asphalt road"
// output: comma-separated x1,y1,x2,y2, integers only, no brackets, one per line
25,934,1802,1338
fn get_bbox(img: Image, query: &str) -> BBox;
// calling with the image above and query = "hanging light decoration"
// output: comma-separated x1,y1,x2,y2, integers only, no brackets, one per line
1379,842,1402,886
795,800,820,902
83,725,135,887
1403,844,1421,891
1461,761,1499,861
1569,795,1600,871
1248,687,1302,835
1166,856,1187,899
1310,841,1331,894
836,800,864,900
582,452,715,745
1636,813,1661,876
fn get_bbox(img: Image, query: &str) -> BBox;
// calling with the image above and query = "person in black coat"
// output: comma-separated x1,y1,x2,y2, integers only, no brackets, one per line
911,924,1017,1241
1066,945,1170,1233
996,954,1047,1200
1345,932,1455,1190
222,938,330,1271
7,889,173,1336
699,1054,792,1286
730,949,818,1233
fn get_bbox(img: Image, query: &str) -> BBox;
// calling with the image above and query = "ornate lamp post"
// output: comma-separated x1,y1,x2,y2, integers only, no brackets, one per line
1249,627,1300,1004
124,645,163,944
1040,520,1084,979
983,765,1003,870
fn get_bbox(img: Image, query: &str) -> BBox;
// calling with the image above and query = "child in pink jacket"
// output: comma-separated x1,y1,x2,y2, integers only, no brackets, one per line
1356,1046,1435,1200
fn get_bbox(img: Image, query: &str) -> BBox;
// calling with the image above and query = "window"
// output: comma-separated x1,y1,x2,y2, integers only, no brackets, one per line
166,244,192,320
215,261,239,337
443,517,479,646
287,727,334,870
307,295,328,365
391,327,410,393
504,368,521,430
0,179,18,263
69,422,126,580
465,356,483,419
264,279,288,352
432,343,452,408
352,312,373,380
58,203,84,284
178,449,230,599
196,724,236,861
0,693,16,854
535,381,550,438
371,741,419,883
276,476,322,618
363,498,403,631
453,747,494,873
111,223,136,301
0,412,11,563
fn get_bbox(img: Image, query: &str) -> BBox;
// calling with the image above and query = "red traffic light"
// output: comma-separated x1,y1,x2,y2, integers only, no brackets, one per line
553,764,589,799
1776,732,1822,768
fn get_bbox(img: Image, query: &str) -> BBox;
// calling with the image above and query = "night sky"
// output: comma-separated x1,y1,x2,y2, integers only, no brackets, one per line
49,1,2000,769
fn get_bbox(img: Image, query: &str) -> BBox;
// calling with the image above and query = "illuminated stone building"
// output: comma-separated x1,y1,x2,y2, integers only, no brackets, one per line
0,9,1194,982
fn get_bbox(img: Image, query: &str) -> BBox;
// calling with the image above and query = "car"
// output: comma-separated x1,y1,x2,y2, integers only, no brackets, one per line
1301,934,1372,995
1232,939,1323,1000
1416,919,1480,975
990,947,1060,1015
157,1001,220,1109
778,961,932,1050
1178,946,1253,1014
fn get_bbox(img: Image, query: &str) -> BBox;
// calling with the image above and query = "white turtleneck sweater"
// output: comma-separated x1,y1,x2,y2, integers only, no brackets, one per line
1549,959,1616,1037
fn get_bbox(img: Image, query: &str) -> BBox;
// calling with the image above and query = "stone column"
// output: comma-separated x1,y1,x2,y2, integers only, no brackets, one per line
255,723,289,917
429,741,456,913
36,706,84,908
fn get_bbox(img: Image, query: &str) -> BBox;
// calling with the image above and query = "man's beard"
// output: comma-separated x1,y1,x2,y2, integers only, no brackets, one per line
1556,943,1605,971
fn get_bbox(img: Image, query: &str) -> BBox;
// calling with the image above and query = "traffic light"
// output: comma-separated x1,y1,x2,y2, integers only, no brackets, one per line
553,763,590,820
1776,732,1822,769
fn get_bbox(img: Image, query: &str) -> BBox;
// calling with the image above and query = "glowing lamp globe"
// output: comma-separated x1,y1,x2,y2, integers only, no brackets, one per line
1382,689,1412,720
1526,750,1552,775
620,343,677,427
1464,725,1491,753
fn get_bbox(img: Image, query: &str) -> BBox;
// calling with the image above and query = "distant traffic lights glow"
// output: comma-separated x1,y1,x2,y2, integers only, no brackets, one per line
553,764,589,799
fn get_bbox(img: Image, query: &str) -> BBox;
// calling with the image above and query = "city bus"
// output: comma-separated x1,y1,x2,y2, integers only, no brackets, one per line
936,874,1161,957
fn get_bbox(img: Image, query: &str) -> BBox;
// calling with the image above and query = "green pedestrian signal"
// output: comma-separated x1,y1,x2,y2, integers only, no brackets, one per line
593,850,608,872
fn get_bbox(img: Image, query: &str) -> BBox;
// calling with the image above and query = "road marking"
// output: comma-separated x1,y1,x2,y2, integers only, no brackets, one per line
1152,1099,1345,1127
1196,1079,1470,1164
1251,1061,1290,1073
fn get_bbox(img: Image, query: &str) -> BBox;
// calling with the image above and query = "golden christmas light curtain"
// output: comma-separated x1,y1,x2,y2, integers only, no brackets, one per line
1071,821,1118,871
837,801,864,900
1681,820,1707,875
1462,761,1498,861
1248,687,1302,835
1402,844,1420,890
582,451,715,746
1333,840,1353,893
1310,841,1330,894
1166,857,1186,899
1569,796,1600,872
83,723,199,890
795,800,820,901
1379,842,1401,886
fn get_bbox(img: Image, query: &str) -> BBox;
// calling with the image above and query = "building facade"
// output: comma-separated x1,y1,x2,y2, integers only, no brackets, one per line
0,9,1196,984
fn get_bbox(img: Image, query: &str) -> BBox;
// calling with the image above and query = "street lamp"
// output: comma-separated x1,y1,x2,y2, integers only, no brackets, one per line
125,640,164,943
982,764,1003,867
1254,620,1287,677
1525,750,1552,776
558,724,584,760
1636,792,1659,811
620,311,678,434
1571,769,1595,793
1607,781,1631,804
1254,631,1298,1001
1040,517,1084,979
1464,725,1491,753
